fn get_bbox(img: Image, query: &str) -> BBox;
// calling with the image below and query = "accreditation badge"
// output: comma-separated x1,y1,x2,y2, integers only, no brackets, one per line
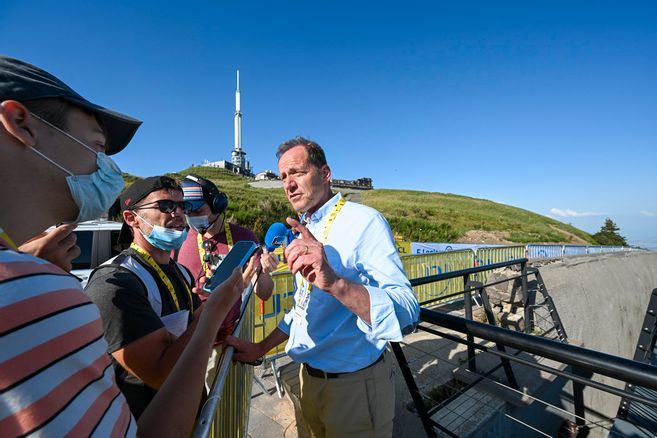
293,278,312,321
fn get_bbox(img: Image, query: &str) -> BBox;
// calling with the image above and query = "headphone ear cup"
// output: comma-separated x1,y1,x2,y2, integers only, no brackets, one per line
212,192,228,215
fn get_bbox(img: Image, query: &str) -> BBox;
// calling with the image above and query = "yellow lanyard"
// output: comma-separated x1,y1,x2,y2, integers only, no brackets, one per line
196,220,233,277
130,243,193,312
0,227,18,250
301,197,346,292
319,197,346,243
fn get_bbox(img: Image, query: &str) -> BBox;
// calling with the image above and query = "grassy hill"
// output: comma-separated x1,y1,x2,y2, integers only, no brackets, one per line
121,166,597,245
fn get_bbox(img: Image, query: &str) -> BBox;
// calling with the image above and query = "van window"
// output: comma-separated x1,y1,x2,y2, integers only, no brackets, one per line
111,230,122,258
72,230,93,270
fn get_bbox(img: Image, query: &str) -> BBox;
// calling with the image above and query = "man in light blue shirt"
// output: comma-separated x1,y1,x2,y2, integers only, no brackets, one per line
227,136,419,437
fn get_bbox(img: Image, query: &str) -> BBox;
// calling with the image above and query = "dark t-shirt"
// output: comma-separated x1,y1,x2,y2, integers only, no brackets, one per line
177,223,259,335
85,247,200,419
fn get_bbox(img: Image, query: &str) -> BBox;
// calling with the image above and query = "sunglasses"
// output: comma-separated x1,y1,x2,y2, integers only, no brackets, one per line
132,199,193,214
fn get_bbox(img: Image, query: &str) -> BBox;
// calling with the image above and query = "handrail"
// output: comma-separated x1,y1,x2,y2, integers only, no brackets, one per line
410,258,528,287
193,279,256,438
419,307,657,391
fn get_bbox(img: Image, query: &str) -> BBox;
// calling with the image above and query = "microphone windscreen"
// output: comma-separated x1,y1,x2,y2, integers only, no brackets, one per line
264,222,290,251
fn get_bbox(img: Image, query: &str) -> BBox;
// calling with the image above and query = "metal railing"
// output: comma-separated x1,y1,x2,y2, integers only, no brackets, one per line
405,242,637,260
394,260,657,437
402,249,475,304
253,272,295,358
525,244,635,258
193,281,257,438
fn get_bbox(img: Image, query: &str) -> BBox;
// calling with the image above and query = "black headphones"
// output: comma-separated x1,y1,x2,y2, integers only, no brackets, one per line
184,175,229,215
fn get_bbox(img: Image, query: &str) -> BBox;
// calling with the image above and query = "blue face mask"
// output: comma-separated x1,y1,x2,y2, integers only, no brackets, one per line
29,113,125,223
137,214,188,251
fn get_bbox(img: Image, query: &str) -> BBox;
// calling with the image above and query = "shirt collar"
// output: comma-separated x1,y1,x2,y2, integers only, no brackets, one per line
301,192,343,225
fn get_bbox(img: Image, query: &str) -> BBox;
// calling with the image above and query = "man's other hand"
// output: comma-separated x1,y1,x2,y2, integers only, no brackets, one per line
19,224,80,272
225,336,264,363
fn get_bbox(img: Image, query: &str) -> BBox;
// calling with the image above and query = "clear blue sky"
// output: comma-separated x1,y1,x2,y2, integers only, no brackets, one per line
2,1,656,248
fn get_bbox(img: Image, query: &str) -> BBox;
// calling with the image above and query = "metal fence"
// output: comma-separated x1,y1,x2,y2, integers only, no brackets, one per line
524,244,564,259
563,245,588,256
475,246,526,266
254,272,296,358
194,284,257,438
474,246,526,284
526,244,634,258
401,249,474,304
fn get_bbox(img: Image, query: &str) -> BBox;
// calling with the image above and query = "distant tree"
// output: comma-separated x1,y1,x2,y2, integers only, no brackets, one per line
593,218,627,246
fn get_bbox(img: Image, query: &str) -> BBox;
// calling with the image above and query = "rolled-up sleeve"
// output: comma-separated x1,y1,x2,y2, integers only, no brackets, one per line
354,214,419,341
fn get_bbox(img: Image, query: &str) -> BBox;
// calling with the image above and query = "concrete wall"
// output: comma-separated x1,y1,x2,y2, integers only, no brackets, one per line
531,251,657,426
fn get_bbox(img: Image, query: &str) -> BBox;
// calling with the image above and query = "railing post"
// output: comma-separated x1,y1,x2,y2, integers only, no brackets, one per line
475,282,518,389
571,366,588,434
520,260,532,334
464,273,476,372
390,342,438,438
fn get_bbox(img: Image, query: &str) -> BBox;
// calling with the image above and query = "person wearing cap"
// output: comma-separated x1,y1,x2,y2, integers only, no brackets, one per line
226,137,419,437
0,55,243,436
176,175,278,386
85,175,211,419
177,175,278,333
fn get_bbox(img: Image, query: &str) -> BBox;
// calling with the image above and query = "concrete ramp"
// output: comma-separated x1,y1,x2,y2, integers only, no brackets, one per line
533,252,657,423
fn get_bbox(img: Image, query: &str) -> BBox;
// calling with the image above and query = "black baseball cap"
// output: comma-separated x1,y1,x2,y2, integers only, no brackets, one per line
0,55,141,155
117,176,182,244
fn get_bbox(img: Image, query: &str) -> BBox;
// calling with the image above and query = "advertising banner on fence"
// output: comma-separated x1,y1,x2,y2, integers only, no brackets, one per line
410,242,502,254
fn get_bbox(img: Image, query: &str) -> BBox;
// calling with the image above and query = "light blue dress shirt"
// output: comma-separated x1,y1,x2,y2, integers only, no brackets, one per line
278,193,419,372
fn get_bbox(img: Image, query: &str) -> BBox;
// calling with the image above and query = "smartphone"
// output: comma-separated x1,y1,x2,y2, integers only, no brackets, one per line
202,240,258,293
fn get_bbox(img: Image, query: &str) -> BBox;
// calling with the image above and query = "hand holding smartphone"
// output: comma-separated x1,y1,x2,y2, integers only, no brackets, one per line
202,240,258,293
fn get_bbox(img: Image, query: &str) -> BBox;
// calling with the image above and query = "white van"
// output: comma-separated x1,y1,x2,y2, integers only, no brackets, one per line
70,220,123,286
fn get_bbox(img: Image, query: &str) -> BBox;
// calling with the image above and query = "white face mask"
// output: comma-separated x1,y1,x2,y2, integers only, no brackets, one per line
29,113,125,223
186,214,211,233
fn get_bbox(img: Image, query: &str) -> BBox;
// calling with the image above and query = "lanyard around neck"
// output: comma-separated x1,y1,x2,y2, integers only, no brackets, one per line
130,243,192,312
319,197,346,243
0,228,18,250
300,197,346,292
196,219,233,277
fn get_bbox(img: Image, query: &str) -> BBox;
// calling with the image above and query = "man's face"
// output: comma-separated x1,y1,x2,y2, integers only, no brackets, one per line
27,106,108,223
134,188,186,232
278,145,330,214
37,107,106,176
187,202,212,218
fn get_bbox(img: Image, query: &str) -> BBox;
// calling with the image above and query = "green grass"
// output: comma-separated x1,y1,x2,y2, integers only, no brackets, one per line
165,167,296,240
120,167,597,244
362,189,596,244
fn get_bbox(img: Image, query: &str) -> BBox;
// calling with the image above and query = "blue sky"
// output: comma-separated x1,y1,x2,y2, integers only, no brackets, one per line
2,1,656,248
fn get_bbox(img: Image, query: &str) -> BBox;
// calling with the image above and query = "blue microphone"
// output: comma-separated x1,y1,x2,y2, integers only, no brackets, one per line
264,222,295,252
